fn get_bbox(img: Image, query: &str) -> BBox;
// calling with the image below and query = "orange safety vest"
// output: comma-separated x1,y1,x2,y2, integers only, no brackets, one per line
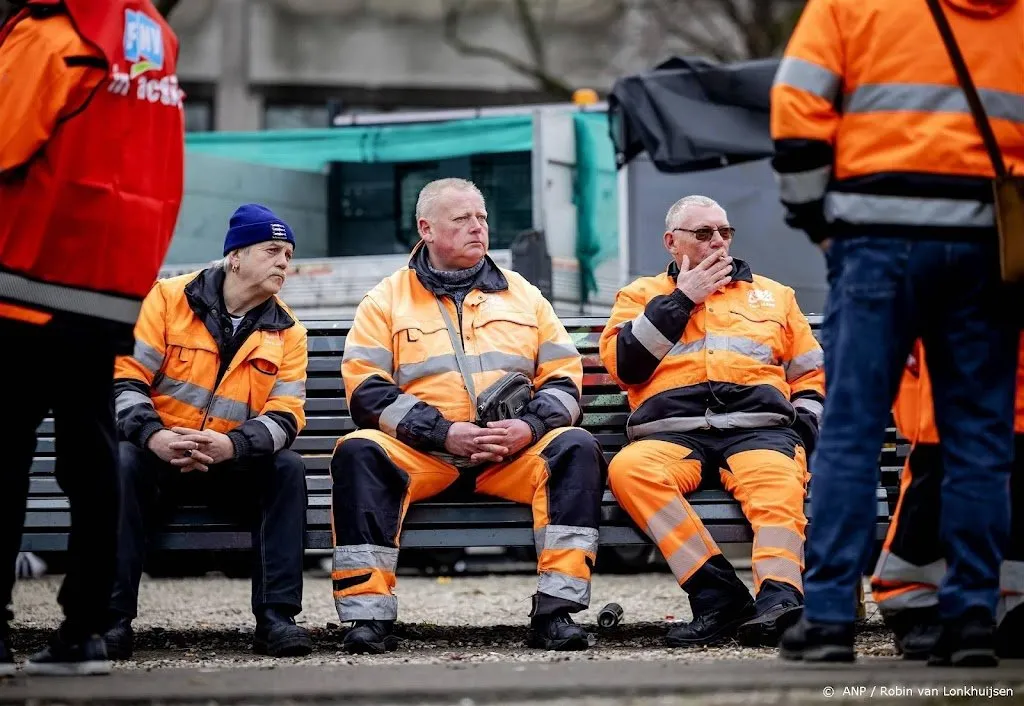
0,0,183,333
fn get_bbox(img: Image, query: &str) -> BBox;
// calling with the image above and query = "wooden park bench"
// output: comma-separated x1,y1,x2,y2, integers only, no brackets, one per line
21,317,898,572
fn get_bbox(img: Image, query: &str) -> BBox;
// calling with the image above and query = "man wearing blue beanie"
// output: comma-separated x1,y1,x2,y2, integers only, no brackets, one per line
105,203,312,659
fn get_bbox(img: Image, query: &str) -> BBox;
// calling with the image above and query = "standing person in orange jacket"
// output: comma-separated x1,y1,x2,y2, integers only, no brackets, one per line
771,0,1023,665
870,340,1024,660
600,195,825,648
0,0,183,676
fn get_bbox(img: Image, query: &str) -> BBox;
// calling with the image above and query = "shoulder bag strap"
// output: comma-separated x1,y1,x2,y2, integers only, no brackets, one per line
435,295,478,420
924,0,1008,177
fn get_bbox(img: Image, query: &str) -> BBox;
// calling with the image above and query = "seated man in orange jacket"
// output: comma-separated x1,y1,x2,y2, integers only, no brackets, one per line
105,205,312,659
600,195,825,648
871,339,1023,660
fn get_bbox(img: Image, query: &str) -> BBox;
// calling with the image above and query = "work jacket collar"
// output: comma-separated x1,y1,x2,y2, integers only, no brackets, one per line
184,267,295,348
409,240,508,296
667,257,754,284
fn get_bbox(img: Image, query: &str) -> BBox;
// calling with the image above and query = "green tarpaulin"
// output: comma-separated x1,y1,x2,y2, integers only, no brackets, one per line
185,116,534,172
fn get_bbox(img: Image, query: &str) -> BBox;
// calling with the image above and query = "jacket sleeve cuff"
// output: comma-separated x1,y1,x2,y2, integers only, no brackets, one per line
227,429,249,459
669,289,696,317
519,413,547,443
136,421,166,452
425,416,454,452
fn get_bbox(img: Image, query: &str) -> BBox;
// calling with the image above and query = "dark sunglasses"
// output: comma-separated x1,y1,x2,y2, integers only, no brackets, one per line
672,226,736,242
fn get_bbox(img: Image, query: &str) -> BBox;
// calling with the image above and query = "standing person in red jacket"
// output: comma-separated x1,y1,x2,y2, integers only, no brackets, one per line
0,0,184,676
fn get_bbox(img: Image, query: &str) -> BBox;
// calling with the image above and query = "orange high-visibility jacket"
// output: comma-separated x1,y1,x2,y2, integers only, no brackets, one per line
113,267,308,458
0,0,184,342
341,243,583,453
600,259,825,446
771,0,1024,244
894,335,1024,444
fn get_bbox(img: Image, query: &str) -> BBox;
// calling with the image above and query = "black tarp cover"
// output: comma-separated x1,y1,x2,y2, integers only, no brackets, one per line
608,56,781,173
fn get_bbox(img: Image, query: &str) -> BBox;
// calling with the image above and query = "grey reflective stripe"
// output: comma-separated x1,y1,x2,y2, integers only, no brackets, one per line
876,587,939,613
132,340,164,376
793,398,824,420
754,526,804,563
785,349,823,381
115,390,154,415
538,388,582,425
478,351,535,378
154,376,253,422
773,56,841,101
665,532,715,583
825,193,994,227
343,345,394,374
845,83,1024,125
397,351,535,386
628,412,792,441
155,375,212,409
668,339,706,356
207,394,254,423
645,497,690,545
631,313,675,360
333,544,399,573
538,341,579,364
253,415,288,452
537,571,591,606
705,333,776,366
1001,560,1024,593
379,393,420,437
873,550,946,586
534,525,599,556
0,270,142,325
753,556,803,591
334,594,398,621
270,379,306,400
775,165,831,204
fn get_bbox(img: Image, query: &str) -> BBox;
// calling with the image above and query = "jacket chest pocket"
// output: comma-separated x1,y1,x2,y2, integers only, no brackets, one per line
160,332,218,389
243,347,284,411
727,305,786,364
471,308,539,367
392,317,451,385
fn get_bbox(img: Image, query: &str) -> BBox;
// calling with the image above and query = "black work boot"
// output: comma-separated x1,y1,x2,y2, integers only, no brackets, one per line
667,556,754,647
882,607,941,661
529,610,589,651
24,628,111,676
253,607,313,657
928,607,998,668
736,580,804,648
997,604,1024,659
103,616,135,661
779,617,855,662
342,620,399,655
0,631,14,678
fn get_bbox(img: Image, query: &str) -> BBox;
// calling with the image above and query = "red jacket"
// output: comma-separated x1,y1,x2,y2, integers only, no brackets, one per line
0,0,184,345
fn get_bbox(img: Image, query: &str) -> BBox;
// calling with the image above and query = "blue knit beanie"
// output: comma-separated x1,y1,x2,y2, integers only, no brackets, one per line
223,203,295,256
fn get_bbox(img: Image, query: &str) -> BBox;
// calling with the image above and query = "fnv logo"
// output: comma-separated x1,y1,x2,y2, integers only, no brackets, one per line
270,223,288,239
123,10,164,79
747,289,776,309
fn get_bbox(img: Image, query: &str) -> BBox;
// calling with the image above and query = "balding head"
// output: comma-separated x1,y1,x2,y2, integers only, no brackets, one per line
416,178,489,271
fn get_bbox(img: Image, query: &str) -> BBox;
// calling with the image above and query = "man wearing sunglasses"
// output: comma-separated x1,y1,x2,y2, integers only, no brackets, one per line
600,195,824,648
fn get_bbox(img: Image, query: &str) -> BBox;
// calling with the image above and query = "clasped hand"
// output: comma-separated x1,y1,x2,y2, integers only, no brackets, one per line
147,427,235,472
444,419,533,464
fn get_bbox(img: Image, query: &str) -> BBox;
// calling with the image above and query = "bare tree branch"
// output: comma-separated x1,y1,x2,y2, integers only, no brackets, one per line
645,0,737,62
442,0,575,99
514,0,547,71
153,0,181,18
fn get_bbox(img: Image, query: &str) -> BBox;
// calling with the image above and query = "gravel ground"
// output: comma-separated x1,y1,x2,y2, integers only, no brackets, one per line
9,570,895,670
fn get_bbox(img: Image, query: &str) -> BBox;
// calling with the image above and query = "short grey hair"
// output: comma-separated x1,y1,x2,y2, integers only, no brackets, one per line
415,178,484,221
218,245,252,271
665,195,724,231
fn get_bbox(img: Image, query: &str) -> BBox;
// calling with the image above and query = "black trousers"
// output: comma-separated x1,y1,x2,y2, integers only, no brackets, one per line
110,442,308,618
0,319,118,638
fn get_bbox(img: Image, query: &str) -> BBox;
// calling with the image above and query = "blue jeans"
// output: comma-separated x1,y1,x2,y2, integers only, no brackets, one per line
805,236,1017,624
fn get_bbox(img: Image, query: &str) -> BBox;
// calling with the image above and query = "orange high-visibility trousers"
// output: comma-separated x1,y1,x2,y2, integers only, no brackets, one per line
608,429,808,595
330,427,606,621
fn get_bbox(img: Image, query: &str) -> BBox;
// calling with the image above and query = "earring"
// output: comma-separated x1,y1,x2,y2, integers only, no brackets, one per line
232,264,239,273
